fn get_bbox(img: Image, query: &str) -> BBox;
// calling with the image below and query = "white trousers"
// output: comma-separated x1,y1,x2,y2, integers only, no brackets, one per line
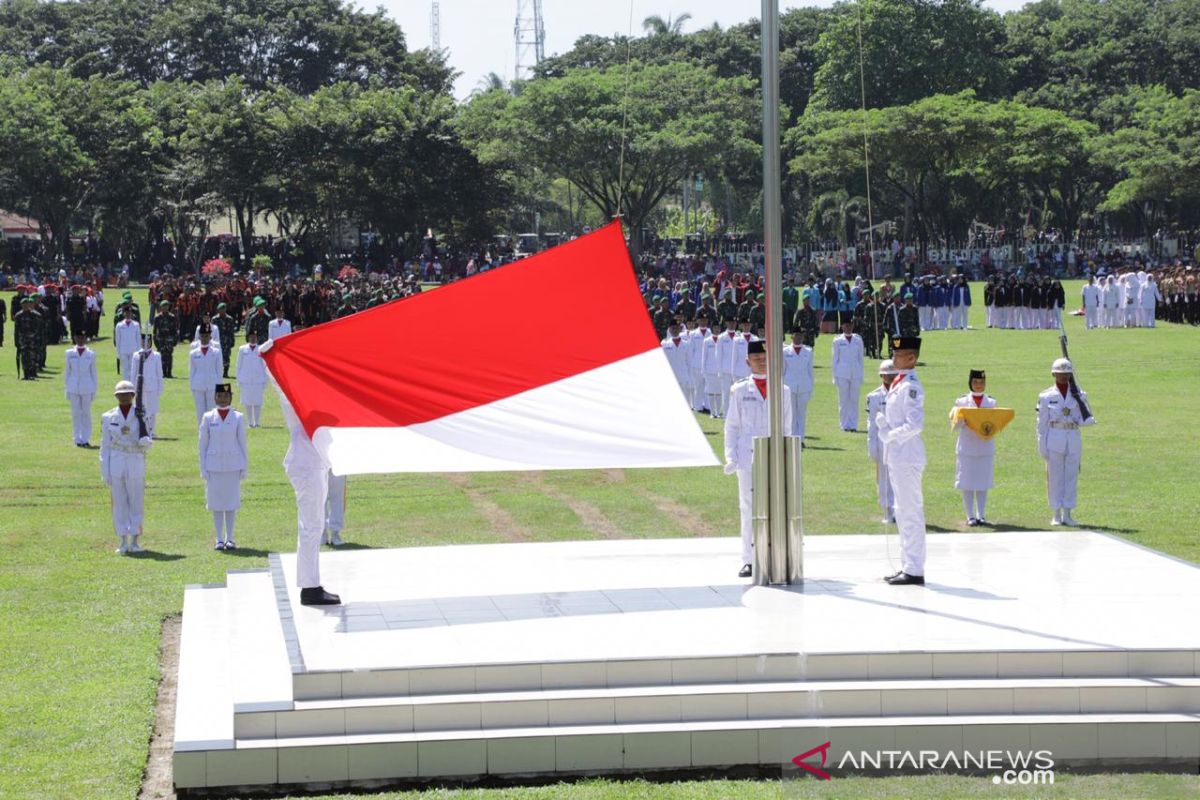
68,392,93,444
326,472,346,533
109,459,145,537
875,459,895,513
736,466,753,564
919,307,932,330
788,390,811,439
243,404,262,427
1140,307,1155,327
886,461,926,576
835,378,862,430
985,305,994,327
936,306,949,329
690,367,705,410
117,353,134,378
1045,451,1080,510
288,466,329,588
951,305,968,329
1084,307,1098,328
192,388,216,423
1104,307,1118,328
717,373,732,416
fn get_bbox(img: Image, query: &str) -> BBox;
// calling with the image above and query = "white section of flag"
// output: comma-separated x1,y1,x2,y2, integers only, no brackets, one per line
313,350,719,475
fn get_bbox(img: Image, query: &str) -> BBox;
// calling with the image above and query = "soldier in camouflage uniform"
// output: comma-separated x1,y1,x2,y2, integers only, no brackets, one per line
335,294,357,319
14,296,42,379
212,303,238,377
792,291,820,348
244,297,271,343
855,289,882,360
651,297,673,340
153,300,179,378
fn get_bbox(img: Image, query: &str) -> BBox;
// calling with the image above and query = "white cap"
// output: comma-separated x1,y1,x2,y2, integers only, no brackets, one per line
879,359,896,375
114,380,136,395
1051,358,1073,374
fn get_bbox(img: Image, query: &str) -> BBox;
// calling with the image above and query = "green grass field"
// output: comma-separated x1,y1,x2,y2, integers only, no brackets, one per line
1,283,1197,800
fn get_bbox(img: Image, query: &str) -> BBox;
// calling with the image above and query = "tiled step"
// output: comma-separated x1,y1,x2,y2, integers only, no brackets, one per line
291,649,1200,701
175,585,234,753
227,571,293,714
175,713,1200,788
237,676,1200,739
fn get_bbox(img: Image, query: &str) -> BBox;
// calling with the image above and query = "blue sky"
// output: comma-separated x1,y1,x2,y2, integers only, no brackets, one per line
377,0,1031,99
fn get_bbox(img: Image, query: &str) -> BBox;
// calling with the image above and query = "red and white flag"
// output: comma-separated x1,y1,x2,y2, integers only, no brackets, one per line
262,222,718,475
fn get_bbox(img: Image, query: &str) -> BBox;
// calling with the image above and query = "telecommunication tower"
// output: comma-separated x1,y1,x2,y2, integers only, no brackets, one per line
514,0,545,82
430,1,441,51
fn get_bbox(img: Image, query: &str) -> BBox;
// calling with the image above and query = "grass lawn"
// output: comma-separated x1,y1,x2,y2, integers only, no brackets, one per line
0,283,1197,800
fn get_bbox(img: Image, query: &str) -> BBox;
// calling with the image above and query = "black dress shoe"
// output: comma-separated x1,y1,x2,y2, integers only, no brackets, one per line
738,564,752,578
884,569,904,581
300,586,341,605
885,572,925,586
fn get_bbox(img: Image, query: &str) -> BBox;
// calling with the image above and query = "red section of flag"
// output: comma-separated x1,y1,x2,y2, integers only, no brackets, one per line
262,222,656,435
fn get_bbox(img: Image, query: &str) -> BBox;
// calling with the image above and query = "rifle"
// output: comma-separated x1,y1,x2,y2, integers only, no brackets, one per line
134,347,150,439
1057,325,1092,421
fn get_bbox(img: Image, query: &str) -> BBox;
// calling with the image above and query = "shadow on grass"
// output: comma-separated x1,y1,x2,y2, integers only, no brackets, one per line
1081,524,1138,535
327,542,374,551
151,436,179,441
802,444,844,451
219,547,270,558
981,522,1058,532
129,551,186,561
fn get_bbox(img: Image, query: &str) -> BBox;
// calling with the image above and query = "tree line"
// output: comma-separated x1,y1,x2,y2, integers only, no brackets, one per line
0,0,1197,269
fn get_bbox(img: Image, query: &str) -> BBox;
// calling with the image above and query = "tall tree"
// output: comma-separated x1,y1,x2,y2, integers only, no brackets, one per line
642,12,693,36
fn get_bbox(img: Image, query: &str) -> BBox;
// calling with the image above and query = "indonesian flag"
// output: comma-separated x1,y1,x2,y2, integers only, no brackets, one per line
262,222,718,475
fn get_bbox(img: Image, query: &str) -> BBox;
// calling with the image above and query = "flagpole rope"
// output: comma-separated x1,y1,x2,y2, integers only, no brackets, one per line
615,0,635,221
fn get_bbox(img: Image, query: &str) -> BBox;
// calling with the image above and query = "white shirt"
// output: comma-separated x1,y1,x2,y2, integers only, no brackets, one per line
279,387,327,472
236,343,268,386
114,319,141,356
865,384,889,462
723,377,793,470
199,407,249,475
660,336,690,384
781,344,814,394
192,322,221,350
687,328,710,370
831,333,865,382
1036,384,1096,456
64,346,98,396
877,370,925,466
700,334,722,376
1081,283,1101,308
268,318,293,339
716,330,738,374
188,345,223,391
952,392,997,457
99,405,152,481
129,349,164,395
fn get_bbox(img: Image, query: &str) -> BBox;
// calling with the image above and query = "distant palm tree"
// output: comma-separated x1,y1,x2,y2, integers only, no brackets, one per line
642,12,692,36
476,72,507,93
811,190,868,248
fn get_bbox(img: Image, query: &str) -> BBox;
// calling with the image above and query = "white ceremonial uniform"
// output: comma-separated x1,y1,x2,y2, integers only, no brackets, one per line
716,331,737,410
1081,283,1101,328
1121,276,1139,327
661,336,691,397
1102,279,1120,328
1036,384,1096,514
730,333,753,380
865,385,894,517
268,318,293,340
191,322,221,350
724,377,793,565
326,470,346,541
189,345,223,423
687,327,710,411
281,391,330,589
877,370,926,577
831,333,865,431
130,349,165,436
700,334,723,416
99,406,152,543
781,344,814,438
235,342,269,427
64,345,98,445
114,319,141,377
1139,278,1162,327
952,393,997,490
199,407,248,511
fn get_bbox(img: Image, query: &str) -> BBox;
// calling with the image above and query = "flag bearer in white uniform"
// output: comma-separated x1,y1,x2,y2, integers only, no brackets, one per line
700,329,723,418
199,384,248,550
189,330,223,424
268,307,293,339
325,470,346,546
100,380,153,554
866,359,897,523
1037,358,1096,526
114,307,141,379
64,333,98,447
831,319,865,431
266,338,340,605
875,336,926,586
715,320,738,413
236,330,268,427
724,340,792,579
661,323,691,398
131,335,164,437
781,330,813,440
952,369,997,526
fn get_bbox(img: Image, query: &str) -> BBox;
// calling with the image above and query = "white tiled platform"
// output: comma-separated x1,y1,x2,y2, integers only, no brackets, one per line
174,533,1200,791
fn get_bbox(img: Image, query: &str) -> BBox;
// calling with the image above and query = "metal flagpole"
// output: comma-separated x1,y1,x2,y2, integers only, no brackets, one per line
758,0,798,584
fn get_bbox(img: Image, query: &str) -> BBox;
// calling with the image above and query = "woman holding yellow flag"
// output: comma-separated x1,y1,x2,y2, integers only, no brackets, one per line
950,370,1004,527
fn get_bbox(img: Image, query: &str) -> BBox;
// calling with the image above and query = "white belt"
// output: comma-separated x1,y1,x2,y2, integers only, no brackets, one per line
1048,421,1078,430
109,443,145,454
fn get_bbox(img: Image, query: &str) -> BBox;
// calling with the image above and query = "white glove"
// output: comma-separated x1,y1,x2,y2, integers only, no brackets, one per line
874,412,886,431
138,436,153,448
723,461,738,476
258,338,275,354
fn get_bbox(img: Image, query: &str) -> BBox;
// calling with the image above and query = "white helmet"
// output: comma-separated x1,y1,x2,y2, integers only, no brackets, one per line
879,359,896,375
1051,358,1073,374
114,380,136,395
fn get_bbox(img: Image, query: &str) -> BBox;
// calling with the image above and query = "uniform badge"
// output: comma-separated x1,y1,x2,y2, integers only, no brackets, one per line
893,337,902,349
1062,407,1071,416
909,389,917,399
121,425,130,435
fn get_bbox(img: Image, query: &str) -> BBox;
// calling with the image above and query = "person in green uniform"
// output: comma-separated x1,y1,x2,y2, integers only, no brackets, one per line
14,296,42,379
153,300,179,378
212,303,238,378
792,290,820,348
244,296,271,343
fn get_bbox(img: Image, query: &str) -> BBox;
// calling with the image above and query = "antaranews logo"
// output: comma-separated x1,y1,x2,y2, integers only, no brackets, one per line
790,742,1055,784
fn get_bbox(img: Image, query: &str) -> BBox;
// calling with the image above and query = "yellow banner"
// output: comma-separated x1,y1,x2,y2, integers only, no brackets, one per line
949,407,1015,440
